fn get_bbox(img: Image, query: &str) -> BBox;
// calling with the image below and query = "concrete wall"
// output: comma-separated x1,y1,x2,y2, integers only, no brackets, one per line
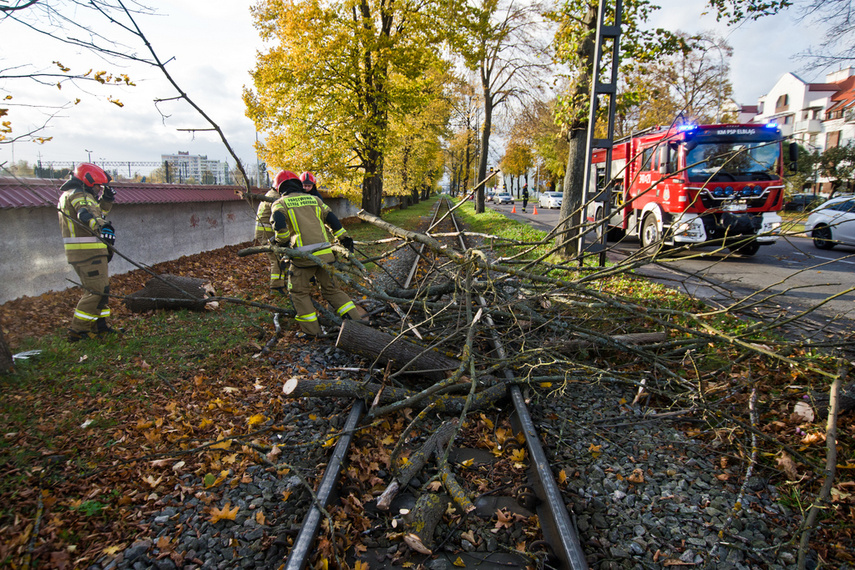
1,194,396,303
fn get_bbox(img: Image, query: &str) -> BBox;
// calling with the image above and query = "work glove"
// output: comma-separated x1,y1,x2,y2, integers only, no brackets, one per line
341,236,354,253
102,185,116,202
99,221,116,246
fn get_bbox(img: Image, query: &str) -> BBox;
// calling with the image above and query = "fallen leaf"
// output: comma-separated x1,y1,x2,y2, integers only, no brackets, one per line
248,413,266,427
777,452,799,480
209,502,239,523
792,401,815,422
801,432,825,445
627,468,644,484
255,509,266,525
453,556,466,567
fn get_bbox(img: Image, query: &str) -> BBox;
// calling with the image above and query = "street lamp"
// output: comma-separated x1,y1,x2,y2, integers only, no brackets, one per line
85,149,93,162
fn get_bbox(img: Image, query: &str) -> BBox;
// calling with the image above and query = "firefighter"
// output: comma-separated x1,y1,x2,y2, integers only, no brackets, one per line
56,163,118,342
521,183,529,213
256,170,292,293
270,171,360,337
299,171,323,199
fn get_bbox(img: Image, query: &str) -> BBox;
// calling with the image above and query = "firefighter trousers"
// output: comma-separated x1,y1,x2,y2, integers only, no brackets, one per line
266,251,287,289
69,255,111,333
288,264,359,336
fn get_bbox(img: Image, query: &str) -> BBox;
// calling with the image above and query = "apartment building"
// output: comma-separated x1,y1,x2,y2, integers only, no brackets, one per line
751,68,855,152
161,151,231,184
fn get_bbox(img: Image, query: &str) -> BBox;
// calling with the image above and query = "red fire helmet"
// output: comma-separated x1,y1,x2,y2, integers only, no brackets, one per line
273,170,300,188
74,163,112,187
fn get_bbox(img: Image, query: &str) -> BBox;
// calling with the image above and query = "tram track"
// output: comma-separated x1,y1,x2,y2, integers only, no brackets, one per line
283,197,587,569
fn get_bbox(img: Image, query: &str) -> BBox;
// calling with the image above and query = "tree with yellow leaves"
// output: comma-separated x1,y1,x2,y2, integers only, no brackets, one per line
244,0,450,215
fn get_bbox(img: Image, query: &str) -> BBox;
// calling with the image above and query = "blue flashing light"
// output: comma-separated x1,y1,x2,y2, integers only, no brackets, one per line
678,124,697,132
764,122,778,129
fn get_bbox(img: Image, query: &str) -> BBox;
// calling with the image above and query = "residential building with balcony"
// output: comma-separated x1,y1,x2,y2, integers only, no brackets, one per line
751,68,855,152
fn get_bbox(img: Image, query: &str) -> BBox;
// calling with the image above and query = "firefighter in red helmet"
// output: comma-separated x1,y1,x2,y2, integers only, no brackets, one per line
270,173,361,337
299,171,323,199
256,170,298,293
57,162,119,342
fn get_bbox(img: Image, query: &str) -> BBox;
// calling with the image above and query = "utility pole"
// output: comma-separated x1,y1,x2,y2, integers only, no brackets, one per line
579,0,623,267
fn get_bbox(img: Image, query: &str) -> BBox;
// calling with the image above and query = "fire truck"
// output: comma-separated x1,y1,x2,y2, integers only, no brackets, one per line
588,123,797,255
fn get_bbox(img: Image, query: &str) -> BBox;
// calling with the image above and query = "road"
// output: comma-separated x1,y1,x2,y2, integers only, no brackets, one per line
488,199,855,344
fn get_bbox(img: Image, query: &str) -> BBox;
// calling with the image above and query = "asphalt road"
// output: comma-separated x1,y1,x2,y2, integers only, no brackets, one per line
488,199,855,345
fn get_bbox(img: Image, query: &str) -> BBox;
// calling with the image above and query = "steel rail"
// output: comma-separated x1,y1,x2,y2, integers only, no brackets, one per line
450,198,588,569
402,196,449,289
284,399,365,570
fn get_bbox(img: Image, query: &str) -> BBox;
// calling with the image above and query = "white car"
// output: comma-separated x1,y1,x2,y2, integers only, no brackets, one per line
804,195,855,249
495,193,514,205
539,191,563,209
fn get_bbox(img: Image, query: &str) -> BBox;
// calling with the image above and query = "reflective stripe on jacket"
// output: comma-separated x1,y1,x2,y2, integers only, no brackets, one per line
270,192,345,265
57,188,111,262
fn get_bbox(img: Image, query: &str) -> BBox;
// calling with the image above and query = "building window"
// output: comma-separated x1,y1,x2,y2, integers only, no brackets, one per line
775,94,789,113
826,130,841,148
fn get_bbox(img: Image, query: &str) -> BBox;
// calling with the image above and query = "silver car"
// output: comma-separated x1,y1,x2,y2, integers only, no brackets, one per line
804,195,855,249
495,193,514,205
539,191,563,209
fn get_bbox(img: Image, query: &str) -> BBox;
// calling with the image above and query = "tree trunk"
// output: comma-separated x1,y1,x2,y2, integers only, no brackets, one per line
0,324,13,374
476,90,493,215
124,274,216,313
557,4,598,259
336,320,459,382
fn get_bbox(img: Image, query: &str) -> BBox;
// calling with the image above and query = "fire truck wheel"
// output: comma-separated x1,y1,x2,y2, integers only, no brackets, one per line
640,213,663,252
729,239,760,256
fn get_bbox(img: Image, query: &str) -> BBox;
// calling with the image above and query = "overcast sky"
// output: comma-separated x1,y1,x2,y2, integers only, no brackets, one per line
1,0,830,177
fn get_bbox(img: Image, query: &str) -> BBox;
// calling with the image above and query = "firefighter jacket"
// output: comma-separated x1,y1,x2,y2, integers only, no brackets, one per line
270,182,348,268
254,188,279,243
57,181,114,264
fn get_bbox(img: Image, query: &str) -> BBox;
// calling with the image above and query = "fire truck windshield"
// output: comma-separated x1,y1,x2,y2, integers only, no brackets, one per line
685,140,780,182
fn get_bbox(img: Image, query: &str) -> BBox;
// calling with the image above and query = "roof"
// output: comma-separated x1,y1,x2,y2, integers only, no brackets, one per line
0,177,261,209
825,76,855,113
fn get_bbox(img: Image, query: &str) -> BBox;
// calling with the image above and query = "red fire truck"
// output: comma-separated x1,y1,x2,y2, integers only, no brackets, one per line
588,123,796,255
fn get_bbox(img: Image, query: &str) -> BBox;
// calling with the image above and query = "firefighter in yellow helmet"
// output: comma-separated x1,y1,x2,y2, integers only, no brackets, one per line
57,163,119,342
269,171,361,337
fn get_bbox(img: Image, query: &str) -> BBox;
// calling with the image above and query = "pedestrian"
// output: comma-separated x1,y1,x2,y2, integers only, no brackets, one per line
522,183,529,213
56,163,119,342
255,170,292,294
270,171,362,338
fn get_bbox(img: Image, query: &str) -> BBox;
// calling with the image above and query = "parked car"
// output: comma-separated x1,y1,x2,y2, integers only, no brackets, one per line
803,196,855,249
784,193,824,212
494,193,514,205
539,191,563,209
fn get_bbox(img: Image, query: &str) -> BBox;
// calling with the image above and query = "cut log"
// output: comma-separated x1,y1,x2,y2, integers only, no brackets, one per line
403,493,446,554
0,323,13,374
282,377,508,414
377,419,458,510
336,320,461,382
123,274,217,313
